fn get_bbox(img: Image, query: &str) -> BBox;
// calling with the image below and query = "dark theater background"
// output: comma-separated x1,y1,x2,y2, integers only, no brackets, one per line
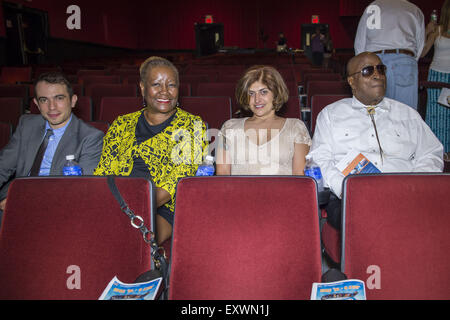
0,0,444,63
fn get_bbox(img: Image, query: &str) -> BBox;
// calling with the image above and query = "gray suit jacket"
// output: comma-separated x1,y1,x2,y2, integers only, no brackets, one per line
0,113,104,200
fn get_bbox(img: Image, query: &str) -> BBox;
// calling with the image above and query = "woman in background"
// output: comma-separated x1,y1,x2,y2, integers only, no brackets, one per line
421,0,450,159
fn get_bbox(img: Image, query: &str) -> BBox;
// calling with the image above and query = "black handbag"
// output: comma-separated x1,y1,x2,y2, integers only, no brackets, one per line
107,175,169,299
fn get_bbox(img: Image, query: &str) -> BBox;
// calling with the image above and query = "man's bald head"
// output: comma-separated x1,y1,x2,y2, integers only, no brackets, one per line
346,52,380,76
346,52,386,106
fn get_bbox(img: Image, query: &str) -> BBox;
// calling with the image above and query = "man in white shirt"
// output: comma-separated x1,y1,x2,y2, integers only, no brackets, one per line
309,52,443,229
354,0,425,110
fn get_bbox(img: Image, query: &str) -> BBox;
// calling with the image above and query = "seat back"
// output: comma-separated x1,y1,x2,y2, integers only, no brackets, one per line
98,97,142,124
169,176,322,299
30,96,93,122
0,97,24,128
0,84,29,100
85,84,138,120
0,67,32,84
307,81,351,108
0,121,12,150
179,96,232,130
80,75,121,87
0,176,155,299
341,173,450,299
87,121,110,134
277,95,302,119
310,94,351,134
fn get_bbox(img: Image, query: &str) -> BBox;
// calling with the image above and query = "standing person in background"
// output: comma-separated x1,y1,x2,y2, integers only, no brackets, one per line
276,32,288,52
323,32,334,69
354,0,425,110
421,0,450,159
311,27,325,66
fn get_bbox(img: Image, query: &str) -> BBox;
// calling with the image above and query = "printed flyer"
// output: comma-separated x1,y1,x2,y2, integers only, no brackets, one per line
99,276,162,300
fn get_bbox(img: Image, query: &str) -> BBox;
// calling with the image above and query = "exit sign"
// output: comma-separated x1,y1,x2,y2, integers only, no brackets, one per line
205,15,213,24
312,15,319,24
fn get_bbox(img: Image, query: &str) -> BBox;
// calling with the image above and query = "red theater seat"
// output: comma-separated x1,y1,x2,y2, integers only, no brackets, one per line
310,94,351,134
87,121,110,134
169,176,322,300
341,173,450,299
98,96,142,124
0,84,29,99
0,97,24,128
306,81,351,108
0,67,32,84
0,176,156,299
179,96,232,130
277,95,302,119
85,84,138,120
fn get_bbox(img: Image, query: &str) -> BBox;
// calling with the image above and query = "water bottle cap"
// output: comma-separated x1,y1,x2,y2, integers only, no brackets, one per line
66,155,75,160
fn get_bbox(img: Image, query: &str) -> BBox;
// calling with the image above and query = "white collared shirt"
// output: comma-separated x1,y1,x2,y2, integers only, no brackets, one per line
309,97,443,198
354,0,425,60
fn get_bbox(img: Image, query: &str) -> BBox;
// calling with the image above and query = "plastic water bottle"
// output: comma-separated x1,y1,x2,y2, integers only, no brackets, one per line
196,155,215,176
63,155,82,176
431,9,438,23
304,157,324,192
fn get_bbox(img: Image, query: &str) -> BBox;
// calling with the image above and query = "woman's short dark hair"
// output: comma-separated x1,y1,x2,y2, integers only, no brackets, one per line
34,72,73,98
236,65,289,111
139,56,179,88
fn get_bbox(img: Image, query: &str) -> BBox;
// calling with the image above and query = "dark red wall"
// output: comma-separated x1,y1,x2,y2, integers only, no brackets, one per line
0,0,445,50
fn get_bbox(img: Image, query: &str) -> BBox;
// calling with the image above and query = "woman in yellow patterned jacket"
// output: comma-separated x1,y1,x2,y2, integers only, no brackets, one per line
94,56,208,244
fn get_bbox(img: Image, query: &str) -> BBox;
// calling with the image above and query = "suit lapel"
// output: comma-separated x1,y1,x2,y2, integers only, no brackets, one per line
24,118,47,174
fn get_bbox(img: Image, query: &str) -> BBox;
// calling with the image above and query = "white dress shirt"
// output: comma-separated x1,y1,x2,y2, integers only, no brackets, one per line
354,0,425,60
309,97,444,198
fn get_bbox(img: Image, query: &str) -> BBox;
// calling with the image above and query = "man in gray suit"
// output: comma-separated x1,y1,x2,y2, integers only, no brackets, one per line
0,72,104,213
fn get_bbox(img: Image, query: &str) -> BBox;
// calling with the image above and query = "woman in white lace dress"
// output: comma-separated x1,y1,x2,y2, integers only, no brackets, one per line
216,65,311,175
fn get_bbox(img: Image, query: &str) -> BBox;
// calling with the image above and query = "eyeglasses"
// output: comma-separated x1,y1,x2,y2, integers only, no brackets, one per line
348,64,387,78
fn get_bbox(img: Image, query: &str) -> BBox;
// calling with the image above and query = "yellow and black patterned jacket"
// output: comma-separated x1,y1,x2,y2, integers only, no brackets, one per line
94,107,208,212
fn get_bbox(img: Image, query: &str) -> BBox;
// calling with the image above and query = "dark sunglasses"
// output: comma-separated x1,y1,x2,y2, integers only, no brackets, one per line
348,64,387,77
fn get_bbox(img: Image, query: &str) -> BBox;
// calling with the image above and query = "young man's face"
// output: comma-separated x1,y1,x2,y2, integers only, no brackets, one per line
34,81,77,129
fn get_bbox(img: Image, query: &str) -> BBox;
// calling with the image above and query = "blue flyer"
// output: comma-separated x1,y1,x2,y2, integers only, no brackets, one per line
311,279,366,300
99,276,162,300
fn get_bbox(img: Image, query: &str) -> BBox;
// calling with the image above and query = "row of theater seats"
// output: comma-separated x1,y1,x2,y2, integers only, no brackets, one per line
0,92,352,149
0,173,448,299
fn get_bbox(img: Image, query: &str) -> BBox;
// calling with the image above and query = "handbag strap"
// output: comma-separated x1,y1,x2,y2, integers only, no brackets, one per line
106,176,169,286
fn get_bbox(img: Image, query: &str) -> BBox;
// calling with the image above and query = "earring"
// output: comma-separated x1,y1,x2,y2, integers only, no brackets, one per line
143,97,147,107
